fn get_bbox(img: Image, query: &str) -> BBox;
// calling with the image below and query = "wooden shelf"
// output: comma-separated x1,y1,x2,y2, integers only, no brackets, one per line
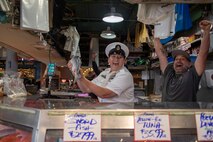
128,66,146,70
176,37,201,51
165,37,202,53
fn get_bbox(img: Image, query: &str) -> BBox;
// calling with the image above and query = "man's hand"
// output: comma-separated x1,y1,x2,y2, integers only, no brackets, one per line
199,20,212,32
194,20,211,76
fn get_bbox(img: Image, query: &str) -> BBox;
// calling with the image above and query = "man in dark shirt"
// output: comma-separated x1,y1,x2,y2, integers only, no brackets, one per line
154,20,211,102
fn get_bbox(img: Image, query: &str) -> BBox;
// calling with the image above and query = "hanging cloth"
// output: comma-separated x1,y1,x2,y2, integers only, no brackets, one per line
134,23,141,48
127,28,131,44
139,23,150,43
160,4,192,44
175,4,192,33
137,3,174,25
154,8,176,39
63,26,81,57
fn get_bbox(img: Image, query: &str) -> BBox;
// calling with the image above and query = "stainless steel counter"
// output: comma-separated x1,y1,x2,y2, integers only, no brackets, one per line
1,96,213,142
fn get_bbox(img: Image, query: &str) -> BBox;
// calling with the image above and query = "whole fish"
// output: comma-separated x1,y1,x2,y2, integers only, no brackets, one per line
69,56,82,84
66,26,81,84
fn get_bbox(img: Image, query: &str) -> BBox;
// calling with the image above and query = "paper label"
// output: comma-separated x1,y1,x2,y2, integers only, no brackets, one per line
134,112,171,141
196,112,213,141
63,113,101,141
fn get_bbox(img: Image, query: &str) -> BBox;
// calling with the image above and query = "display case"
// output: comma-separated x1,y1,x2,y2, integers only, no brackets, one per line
1,96,213,142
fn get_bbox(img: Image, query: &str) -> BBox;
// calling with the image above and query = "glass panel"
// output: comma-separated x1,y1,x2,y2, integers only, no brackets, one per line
0,121,32,142
44,129,198,142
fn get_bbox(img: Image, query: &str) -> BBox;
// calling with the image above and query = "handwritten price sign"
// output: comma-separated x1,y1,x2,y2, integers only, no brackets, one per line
63,113,101,141
134,112,171,141
196,112,213,141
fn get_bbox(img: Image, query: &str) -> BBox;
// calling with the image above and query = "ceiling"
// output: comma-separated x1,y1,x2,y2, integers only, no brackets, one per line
60,0,213,38
0,0,212,66
61,0,138,38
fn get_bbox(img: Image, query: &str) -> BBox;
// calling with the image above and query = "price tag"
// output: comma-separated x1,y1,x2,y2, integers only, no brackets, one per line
63,113,101,141
134,112,171,141
195,112,213,141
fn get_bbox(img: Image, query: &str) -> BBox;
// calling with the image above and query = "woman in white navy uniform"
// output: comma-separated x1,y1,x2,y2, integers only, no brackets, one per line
68,42,136,103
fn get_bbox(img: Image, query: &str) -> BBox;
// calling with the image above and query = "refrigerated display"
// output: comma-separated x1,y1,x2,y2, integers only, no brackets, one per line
1,96,213,142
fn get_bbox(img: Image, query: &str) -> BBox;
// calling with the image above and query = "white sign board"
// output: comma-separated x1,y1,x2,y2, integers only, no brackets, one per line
196,112,213,141
63,113,101,141
134,112,171,141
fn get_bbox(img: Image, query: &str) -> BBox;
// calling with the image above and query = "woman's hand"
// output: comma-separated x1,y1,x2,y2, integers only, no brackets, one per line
67,60,84,82
67,60,77,78
67,60,74,74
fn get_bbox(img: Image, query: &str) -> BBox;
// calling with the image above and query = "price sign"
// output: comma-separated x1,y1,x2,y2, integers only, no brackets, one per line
196,112,213,141
134,112,171,141
63,113,101,141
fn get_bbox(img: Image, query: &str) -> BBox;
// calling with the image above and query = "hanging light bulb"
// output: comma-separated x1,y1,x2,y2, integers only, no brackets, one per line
100,26,116,39
102,7,124,23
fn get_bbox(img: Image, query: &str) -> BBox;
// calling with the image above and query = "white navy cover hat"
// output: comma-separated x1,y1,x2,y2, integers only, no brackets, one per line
105,42,129,58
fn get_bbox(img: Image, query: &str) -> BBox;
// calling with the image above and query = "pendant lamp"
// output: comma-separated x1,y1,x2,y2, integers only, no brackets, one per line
102,7,124,23
100,26,116,39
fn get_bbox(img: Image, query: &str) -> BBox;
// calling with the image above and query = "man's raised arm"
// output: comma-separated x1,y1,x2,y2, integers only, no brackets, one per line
154,38,168,73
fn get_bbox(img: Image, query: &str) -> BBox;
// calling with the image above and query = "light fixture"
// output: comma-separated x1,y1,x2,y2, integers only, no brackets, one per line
102,7,124,23
100,26,116,39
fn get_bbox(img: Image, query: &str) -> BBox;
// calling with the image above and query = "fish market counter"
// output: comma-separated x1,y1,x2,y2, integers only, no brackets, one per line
0,96,213,142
